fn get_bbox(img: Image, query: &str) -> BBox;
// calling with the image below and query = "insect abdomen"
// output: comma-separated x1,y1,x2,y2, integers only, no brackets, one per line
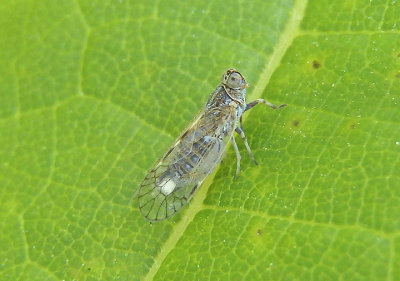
171,137,210,177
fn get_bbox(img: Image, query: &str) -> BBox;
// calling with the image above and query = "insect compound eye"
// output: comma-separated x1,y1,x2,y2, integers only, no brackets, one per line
226,72,243,89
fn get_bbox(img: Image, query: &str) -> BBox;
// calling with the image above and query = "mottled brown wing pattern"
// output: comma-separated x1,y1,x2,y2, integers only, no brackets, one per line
138,163,199,221
138,106,237,221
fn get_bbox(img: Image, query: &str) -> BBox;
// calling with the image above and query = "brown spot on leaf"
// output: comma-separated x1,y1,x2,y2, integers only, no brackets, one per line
293,120,300,127
312,60,321,69
256,229,263,236
396,71,400,78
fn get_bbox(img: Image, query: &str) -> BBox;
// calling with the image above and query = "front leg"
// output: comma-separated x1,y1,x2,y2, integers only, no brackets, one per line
245,99,286,112
237,99,285,164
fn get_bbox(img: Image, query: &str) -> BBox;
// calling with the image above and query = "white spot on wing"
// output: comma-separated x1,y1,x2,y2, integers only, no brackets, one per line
159,179,176,195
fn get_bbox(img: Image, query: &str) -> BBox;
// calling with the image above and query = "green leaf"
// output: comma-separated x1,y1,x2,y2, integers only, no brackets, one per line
1,0,399,280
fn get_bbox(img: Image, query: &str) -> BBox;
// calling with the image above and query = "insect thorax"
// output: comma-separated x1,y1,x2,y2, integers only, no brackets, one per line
206,85,246,115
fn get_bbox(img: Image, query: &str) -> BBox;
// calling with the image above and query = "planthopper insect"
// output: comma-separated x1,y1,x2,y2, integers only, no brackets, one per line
138,68,286,221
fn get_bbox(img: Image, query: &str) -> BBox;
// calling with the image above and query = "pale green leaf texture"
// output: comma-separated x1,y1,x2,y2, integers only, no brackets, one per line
0,0,399,280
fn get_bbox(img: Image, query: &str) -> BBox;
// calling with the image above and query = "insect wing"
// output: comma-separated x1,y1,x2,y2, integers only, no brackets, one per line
138,162,199,221
138,107,236,221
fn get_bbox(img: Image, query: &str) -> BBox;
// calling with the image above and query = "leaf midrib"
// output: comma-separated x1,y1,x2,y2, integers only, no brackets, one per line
142,0,309,280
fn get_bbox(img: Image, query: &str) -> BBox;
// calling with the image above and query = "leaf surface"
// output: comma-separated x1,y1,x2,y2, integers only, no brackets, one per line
0,0,399,280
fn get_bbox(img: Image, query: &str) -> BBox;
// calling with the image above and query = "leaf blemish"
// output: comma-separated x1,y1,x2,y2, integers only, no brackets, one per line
312,60,321,69
256,229,263,236
293,120,300,127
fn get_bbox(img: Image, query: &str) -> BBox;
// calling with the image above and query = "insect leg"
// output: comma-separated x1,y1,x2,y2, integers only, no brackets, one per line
231,135,241,178
245,99,286,112
235,127,258,165
239,115,244,131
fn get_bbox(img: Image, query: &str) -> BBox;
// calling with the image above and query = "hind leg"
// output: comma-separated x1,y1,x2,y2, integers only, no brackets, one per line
235,127,258,165
231,135,241,178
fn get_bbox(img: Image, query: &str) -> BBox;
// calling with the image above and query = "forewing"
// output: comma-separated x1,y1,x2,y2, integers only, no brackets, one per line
138,162,201,221
138,106,237,221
